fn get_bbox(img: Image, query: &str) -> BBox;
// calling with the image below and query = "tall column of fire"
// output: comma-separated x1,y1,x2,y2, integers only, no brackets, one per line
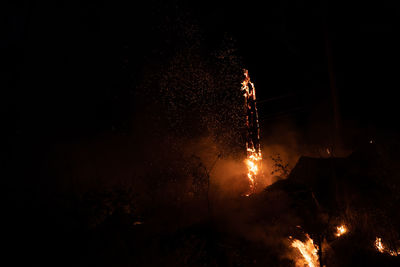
241,69,262,196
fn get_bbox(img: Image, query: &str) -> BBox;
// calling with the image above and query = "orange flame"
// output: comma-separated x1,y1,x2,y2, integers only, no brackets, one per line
335,225,347,237
291,234,320,267
375,237,385,253
241,70,256,100
244,147,262,195
241,69,262,196
375,237,399,256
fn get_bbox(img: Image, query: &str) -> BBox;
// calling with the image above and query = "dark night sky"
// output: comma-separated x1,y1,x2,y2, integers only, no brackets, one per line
3,0,400,203
3,1,400,264
4,1,399,145
2,1,399,175
3,0,400,189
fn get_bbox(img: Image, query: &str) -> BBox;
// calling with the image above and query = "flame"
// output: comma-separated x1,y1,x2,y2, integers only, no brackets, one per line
291,234,320,267
335,225,347,237
244,147,262,195
375,237,399,256
241,69,262,196
375,237,385,253
241,69,256,100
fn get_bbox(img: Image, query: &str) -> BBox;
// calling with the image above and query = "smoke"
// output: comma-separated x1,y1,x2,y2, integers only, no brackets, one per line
176,137,305,263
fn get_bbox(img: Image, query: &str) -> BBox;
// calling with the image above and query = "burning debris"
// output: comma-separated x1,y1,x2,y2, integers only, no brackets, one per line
290,234,320,267
241,69,262,196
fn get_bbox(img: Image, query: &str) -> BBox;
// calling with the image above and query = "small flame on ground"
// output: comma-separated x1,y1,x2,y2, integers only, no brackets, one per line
335,225,347,237
375,237,399,256
291,234,320,267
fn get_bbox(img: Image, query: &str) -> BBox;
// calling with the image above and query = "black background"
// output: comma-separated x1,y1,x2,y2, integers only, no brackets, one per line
4,1,399,142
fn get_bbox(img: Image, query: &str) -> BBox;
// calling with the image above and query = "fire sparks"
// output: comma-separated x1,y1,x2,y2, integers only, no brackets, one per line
291,234,320,267
241,69,262,196
374,237,400,256
335,225,348,237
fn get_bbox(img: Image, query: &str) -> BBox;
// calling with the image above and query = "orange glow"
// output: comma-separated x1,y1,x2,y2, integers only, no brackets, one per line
291,234,320,267
335,225,348,237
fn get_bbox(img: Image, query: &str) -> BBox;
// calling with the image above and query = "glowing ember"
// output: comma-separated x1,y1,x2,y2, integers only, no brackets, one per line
291,234,320,267
375,237,399,256
326,148,331,155
335,225,348,237
241,69,262,196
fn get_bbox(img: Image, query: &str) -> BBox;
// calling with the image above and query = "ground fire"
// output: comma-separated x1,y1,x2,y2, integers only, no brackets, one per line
375,237,400,256
290,234,320,267
241,69,262,196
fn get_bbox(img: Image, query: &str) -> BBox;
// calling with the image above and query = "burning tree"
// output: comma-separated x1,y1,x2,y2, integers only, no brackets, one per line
241,69,262,196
